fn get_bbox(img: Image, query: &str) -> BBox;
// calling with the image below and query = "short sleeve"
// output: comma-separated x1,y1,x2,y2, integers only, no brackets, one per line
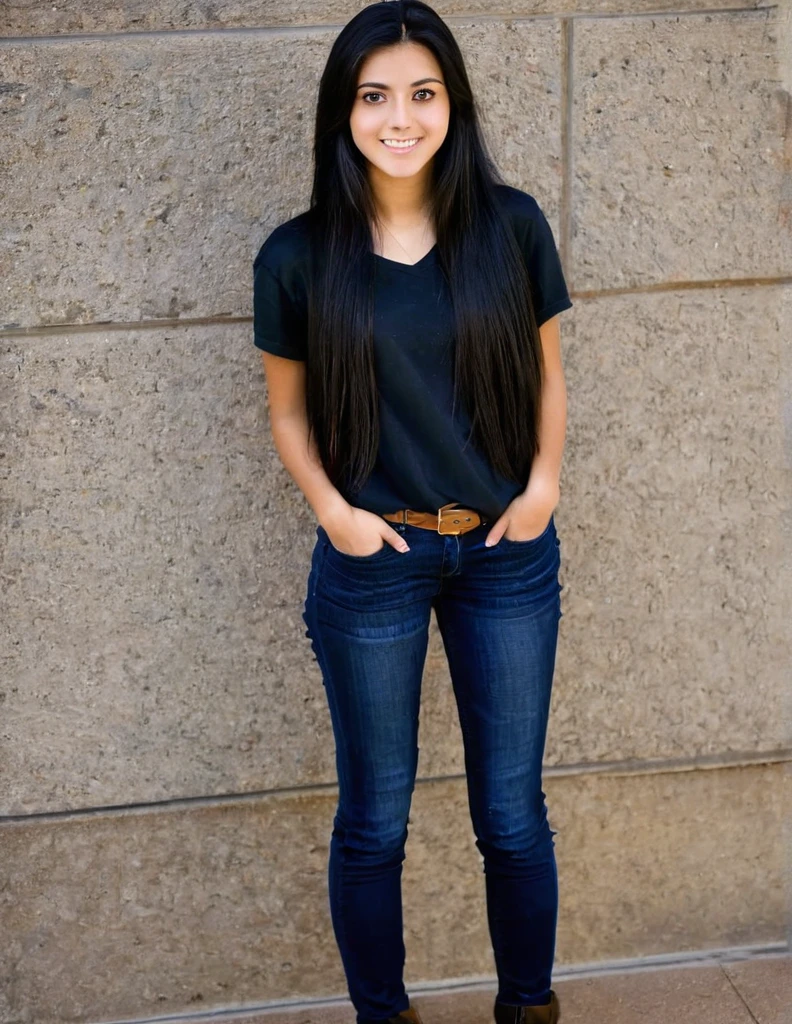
252,257,308,361
522,202,573,328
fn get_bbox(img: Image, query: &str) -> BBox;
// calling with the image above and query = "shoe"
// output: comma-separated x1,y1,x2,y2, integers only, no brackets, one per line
388,1004,424,1023
494,989,561,1024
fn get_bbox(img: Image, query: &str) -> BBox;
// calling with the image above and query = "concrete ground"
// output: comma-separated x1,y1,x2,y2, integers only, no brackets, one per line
176,952,790,1024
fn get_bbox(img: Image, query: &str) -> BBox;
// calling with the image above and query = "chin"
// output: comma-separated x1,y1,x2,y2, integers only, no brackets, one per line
377,161,432,177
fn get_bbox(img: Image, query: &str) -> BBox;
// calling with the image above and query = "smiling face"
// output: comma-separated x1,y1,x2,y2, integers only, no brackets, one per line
349,41,451,185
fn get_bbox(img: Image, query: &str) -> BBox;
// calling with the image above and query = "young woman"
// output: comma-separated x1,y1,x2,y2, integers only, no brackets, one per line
252,3,572,1022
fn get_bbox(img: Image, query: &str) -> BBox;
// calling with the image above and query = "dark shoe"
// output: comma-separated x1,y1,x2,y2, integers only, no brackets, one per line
494,989,561,1024
388,1003,424,1024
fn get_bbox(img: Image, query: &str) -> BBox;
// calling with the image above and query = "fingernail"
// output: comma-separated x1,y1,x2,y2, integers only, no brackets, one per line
401,545,410,552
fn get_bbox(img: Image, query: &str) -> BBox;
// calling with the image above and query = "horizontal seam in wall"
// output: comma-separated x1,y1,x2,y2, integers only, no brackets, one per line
1,746,788,825
541,746,792,777
2,277,791,339
0,5,776,46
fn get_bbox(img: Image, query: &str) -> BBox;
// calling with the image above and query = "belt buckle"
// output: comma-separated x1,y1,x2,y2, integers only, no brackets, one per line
437,504,473,535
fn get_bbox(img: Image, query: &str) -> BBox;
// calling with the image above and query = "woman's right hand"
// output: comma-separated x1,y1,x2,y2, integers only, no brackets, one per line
322,506,410,556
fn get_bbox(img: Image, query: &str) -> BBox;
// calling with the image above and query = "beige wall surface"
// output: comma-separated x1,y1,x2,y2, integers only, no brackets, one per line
1,1,790,1023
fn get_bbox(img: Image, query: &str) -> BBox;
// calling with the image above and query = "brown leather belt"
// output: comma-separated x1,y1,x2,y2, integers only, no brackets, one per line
381,502,488,536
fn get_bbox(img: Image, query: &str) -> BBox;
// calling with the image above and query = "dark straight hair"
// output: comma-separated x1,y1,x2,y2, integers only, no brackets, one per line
304,0,545,499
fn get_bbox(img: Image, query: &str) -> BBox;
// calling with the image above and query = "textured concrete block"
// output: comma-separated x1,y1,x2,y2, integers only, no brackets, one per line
456,17,566,192
572,8,789,290
0,32,330,330
0,763,785,1023
0,324,333,815
0,0,769,37
548,284,790,764
0,792,342,1024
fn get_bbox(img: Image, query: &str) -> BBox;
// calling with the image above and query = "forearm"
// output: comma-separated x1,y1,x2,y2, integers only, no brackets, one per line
270,411,351,528
525,368,567,495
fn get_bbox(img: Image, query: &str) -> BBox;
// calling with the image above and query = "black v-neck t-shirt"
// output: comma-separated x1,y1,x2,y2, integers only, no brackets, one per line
252,184,573,521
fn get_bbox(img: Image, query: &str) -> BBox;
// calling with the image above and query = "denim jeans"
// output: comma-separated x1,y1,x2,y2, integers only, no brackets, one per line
302,511,562,1024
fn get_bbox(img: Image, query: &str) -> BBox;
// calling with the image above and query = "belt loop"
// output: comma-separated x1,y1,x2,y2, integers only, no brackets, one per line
402,509,407,526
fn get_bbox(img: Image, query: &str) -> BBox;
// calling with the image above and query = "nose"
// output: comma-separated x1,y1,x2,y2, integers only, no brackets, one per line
388,95,412,132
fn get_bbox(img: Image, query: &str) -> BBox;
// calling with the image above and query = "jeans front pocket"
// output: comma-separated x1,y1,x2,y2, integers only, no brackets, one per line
318,524,398,562
499,513,555,548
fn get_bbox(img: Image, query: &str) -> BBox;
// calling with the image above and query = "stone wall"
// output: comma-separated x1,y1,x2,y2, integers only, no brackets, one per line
1,2,790,1022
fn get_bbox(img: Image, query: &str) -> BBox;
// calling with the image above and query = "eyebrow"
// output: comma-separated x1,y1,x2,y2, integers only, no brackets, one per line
356,78,444,90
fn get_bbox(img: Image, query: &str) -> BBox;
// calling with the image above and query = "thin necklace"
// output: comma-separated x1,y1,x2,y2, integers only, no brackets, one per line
377,217,432,264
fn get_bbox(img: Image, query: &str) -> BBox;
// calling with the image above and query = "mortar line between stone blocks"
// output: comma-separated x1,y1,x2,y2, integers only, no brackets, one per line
0,14,583,47
3,276,791,339
561,16,573,286
1,746,789,825
0,5,777,47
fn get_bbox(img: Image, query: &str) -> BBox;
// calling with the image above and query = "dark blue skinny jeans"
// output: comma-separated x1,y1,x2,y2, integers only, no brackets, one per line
302,512,563,1024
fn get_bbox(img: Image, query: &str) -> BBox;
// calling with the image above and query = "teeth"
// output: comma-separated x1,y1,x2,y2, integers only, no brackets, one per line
382,138,420,149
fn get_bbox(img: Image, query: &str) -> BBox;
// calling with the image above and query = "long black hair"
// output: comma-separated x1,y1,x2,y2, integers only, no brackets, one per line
305,0,545,499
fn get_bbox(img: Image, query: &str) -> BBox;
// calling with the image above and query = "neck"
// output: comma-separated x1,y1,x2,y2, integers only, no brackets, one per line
367,161,433,226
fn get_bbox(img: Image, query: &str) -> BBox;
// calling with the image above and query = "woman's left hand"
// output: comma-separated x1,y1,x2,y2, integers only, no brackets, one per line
485,476,560,546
